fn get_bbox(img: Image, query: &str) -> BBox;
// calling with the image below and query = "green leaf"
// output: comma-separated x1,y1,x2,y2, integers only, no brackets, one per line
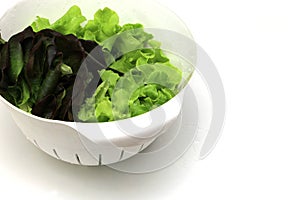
128,84,175,117
80,7,121,45
99,69,119,86
94,7,120,37
148,40,161,49
78,81,111,122
95,97,113,122
31,17,51,32
50,5,86,35
110,24,153,56
77,96,97,122
83,30,96,41
60,63,73,76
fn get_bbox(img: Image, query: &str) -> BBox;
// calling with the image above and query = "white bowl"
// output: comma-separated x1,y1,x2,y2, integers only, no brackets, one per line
0,0,194,165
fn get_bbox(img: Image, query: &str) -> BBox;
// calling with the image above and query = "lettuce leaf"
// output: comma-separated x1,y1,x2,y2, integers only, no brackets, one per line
82,7,121,42
32,6,86,35
77,80,112,122
129,84,175,117
31,17,50,32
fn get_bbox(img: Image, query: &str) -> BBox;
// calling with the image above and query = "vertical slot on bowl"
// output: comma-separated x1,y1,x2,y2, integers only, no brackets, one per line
52,149,60,159
75,154,82,165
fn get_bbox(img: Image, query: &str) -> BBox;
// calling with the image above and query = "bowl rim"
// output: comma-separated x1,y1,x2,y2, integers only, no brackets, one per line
0,89,185,125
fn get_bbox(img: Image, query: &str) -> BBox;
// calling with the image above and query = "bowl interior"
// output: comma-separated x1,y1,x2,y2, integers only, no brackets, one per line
0,0,193,39
0,0,196,140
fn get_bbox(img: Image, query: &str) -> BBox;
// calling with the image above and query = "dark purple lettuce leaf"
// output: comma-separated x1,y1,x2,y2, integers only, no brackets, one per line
8,27,35,84
0,43,9,91
0,26,107,121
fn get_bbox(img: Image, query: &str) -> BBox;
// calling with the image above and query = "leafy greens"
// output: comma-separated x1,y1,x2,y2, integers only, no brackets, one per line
0,6,183,122
0,27,106,121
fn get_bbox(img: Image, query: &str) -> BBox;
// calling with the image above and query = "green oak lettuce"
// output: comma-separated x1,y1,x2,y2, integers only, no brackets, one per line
32,5,86,36
78,53,182,122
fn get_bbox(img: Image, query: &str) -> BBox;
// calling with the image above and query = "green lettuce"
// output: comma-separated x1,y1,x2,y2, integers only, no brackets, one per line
31,17,50,32
32,5,86,35
78,61,181,122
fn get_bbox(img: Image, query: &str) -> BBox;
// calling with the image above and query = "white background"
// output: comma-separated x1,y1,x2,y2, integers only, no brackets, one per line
1,0,300,199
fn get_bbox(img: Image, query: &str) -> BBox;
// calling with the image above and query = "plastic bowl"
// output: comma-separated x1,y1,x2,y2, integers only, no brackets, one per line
0,0,194,165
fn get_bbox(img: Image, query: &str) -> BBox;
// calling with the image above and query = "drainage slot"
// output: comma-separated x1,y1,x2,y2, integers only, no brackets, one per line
98,154,102,166
33,139,40,149
53,149,60,159
139,144,145,152
119,150,125,161
75,154,81,165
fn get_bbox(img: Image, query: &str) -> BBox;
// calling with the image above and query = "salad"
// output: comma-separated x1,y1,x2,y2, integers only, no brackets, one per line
0,6,182,122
